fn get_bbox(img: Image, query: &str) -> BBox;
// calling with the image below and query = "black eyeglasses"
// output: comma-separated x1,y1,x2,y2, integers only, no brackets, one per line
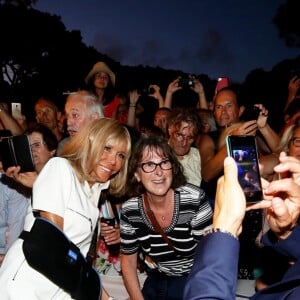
290,137,300,147
139,159,172,173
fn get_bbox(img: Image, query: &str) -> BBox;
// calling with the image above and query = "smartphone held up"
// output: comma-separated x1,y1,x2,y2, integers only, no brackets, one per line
226,135,263,204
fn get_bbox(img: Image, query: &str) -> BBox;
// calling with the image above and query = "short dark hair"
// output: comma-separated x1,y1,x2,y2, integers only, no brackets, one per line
126,136,186,197
26,123,58,152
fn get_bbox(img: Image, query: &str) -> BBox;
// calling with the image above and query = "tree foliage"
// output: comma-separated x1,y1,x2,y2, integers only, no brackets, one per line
0,3,299,129
273,0,300,48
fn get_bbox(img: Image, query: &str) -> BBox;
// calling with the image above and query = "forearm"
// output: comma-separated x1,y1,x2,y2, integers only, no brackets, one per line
127,105,136,128
201,147,227,182
258,124,280,152
197,92,208,109
0,110,23,135
163,91,173,109
121,254,143,300
156,95,164,108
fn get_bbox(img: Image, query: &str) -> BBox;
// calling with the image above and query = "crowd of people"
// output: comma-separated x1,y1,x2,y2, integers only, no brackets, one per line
0,60,300,299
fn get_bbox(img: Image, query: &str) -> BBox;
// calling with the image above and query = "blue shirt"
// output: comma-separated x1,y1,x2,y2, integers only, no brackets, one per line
0,174,30,254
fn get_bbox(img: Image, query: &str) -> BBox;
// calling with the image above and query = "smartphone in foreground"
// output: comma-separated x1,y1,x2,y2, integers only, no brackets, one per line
226,135,263,204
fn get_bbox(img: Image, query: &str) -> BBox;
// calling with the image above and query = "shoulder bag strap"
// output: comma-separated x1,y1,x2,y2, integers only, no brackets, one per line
143,193,175,250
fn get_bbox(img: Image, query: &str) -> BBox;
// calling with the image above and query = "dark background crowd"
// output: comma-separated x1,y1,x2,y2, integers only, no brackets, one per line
0,0,299,133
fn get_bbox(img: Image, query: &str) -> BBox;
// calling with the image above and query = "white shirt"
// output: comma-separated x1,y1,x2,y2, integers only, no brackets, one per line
0,157,109,299
179,147,202,187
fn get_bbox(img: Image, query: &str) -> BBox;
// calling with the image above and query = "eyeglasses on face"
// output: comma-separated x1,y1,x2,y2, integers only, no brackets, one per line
139,159,172,173
175,132,195,142
290,137,300,147
30,141,46,149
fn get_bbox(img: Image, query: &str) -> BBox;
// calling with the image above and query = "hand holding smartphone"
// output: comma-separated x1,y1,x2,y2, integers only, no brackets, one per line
11,102,22,119
100,217,115,227
226,135,263,204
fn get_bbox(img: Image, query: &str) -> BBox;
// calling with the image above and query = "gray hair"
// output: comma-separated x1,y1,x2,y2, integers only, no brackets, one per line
66,90,104,118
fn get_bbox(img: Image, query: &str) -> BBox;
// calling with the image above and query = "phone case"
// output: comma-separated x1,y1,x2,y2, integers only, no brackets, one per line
11,103,22,118
0,135,35,172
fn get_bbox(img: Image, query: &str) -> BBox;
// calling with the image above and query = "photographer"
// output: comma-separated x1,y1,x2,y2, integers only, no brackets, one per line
164,76,209,110
184,153,300,299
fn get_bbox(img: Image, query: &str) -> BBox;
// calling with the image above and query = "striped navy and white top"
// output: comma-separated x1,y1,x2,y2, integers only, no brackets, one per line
120,183,213,276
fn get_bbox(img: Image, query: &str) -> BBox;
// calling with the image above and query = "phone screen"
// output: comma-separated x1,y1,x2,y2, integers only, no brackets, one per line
226,135,263,204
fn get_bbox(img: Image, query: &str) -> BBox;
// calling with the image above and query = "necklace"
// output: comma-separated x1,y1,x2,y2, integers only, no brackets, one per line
144,191,174,223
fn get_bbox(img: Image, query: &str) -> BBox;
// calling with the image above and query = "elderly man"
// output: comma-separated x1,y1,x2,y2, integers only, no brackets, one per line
57,90,104,155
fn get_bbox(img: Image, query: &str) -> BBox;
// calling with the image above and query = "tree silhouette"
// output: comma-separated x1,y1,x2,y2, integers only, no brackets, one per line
273,0,300,48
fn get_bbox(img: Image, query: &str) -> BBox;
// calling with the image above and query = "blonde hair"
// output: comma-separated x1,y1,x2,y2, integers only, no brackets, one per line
277,124,300,154
61,118,131,196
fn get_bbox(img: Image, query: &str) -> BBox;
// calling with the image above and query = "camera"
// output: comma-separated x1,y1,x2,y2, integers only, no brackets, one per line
138,86,155,96
178,77,194,89
240,105,260,122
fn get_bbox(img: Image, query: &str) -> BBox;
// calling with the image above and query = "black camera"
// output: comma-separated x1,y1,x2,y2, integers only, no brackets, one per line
240,105,261,122
178,77,194,89
138,86,155,96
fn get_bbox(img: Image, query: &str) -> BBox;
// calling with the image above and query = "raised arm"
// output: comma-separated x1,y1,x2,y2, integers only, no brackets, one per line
191,78,208,109
0,103,24,135
284,76,300,112
184,157,245,299
164,77,181,109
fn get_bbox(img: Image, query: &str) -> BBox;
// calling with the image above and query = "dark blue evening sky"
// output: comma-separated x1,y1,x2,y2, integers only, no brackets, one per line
35,0,299,82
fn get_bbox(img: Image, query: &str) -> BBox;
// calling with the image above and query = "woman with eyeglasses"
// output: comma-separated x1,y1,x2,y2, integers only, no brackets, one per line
120,136,212,300
4,124,58,188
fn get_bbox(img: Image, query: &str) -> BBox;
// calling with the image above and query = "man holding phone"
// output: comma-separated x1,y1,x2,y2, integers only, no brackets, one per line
198,87,279,201
198,87,281,279
184,154,300,299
